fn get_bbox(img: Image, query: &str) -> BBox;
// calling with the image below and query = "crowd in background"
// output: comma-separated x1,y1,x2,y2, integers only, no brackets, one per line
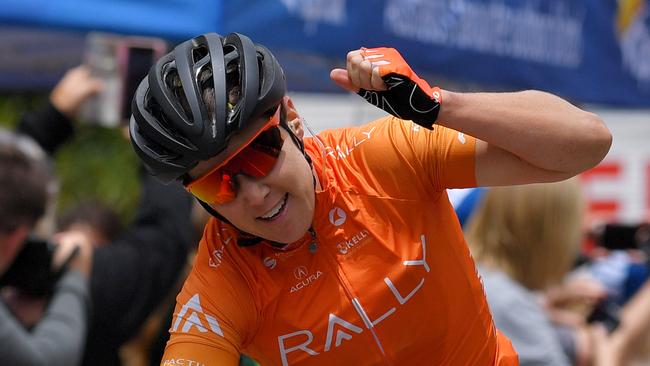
0,65,201,366
459,182,650,366
1,54,649,366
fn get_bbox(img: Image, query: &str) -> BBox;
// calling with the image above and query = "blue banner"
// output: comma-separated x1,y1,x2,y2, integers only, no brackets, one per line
222,0,650,107
0,0,221,40
0,0,222,90
1,0,649,107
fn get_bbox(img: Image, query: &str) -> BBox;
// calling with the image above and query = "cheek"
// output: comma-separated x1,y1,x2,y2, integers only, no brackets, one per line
210,202,244,224
278,142,312,189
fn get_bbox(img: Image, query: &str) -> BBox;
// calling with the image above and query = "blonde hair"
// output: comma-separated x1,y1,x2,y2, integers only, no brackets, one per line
465,179,585,290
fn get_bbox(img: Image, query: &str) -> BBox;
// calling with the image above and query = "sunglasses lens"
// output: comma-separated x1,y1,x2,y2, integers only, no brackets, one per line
187,172,235,205
186,125,285,205
250,124,283,156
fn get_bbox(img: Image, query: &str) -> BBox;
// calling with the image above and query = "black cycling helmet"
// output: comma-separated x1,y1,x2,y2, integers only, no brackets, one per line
130,32,286,184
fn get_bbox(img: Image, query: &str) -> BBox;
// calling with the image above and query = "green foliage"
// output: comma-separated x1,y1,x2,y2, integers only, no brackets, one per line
0,94,141,224
55,125,141,223
0,94,47,128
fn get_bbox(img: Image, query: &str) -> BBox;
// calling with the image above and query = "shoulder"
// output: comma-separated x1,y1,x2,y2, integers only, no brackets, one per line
480,268,571,365
310,116,416,168
480,267,554,337
480,267,539,311
174,220,260,338
194,219,249,279
310,117,439,197
316,116,464,159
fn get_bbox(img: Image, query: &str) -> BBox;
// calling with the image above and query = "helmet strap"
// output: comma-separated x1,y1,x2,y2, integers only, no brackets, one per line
196,198,278,247
280,116,316,188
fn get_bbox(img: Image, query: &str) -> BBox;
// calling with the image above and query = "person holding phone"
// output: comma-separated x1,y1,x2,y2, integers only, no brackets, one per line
17,65,103,154
0,128,93,366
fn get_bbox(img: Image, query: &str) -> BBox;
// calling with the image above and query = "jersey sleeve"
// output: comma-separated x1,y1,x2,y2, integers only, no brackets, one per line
341,116,477,198
160,222,259,366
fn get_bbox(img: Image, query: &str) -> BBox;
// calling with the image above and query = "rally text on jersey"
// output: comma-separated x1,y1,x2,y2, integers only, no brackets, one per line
324,126,376,160
277,234,430,366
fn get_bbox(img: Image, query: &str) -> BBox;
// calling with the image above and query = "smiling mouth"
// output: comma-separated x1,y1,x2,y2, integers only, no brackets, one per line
257,193,288,221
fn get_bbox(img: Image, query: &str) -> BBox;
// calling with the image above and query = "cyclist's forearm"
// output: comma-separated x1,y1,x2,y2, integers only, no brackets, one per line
437,89,611,175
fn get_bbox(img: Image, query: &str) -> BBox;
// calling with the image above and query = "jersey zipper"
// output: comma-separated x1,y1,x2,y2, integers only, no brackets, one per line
310,226,394,366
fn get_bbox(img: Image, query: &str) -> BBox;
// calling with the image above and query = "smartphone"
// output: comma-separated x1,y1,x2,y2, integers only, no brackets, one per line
117,38,167,122
599,223,647,251
79,33,122,127
80,33,167,127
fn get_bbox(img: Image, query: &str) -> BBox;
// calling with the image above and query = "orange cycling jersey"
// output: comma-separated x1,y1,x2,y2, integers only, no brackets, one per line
161,116,518,366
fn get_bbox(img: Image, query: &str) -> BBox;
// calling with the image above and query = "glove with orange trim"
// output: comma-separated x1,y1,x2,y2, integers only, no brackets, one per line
358,47,442,129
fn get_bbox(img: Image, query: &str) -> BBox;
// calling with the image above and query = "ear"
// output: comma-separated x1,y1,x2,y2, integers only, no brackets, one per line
283,97,304,139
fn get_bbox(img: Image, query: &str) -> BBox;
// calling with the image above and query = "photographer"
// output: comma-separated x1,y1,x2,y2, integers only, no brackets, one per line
0,129,92,366
18,64,195,365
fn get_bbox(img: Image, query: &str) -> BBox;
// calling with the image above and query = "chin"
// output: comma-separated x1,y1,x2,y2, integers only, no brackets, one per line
274,218,313,244
283,231,307,244
268,227,308,244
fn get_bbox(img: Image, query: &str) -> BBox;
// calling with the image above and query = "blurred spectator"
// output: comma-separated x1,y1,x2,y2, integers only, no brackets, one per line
580,224,650,365
0,128,93,366
465,179,602,366
596,279,650,365
57,200,124,247
17,65,196,366
18,66,103,155
584,222,650,305
448,187,486,227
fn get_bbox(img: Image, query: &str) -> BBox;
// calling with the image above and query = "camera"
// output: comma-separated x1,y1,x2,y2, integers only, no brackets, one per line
0,236,78,297
594,223,650,252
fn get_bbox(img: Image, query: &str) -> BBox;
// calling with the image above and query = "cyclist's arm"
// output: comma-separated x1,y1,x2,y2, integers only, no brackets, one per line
161,341,240,366
160,279,250,366
437,90,611,186
332,52,611,187
160,282,251,366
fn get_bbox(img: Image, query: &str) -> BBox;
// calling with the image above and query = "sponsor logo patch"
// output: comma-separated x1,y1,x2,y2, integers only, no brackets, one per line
328,207,347,226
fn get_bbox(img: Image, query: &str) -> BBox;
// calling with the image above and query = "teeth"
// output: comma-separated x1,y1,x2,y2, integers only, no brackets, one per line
261,196,285,219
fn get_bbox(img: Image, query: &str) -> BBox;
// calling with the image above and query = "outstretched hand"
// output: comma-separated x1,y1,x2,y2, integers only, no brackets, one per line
330,47,442,128
50,65,104,118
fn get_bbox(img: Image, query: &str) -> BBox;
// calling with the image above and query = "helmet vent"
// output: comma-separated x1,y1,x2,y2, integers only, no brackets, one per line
192,45,209,63
164,69,192,123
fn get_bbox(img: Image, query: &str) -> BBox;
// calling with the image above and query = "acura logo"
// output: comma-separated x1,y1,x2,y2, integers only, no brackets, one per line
294,266,308,279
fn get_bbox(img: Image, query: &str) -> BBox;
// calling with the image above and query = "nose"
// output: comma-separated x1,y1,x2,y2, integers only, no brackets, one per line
235,174,270,207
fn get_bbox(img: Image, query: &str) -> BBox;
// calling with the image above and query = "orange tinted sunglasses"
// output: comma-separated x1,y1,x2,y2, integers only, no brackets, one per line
185,107,285,205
